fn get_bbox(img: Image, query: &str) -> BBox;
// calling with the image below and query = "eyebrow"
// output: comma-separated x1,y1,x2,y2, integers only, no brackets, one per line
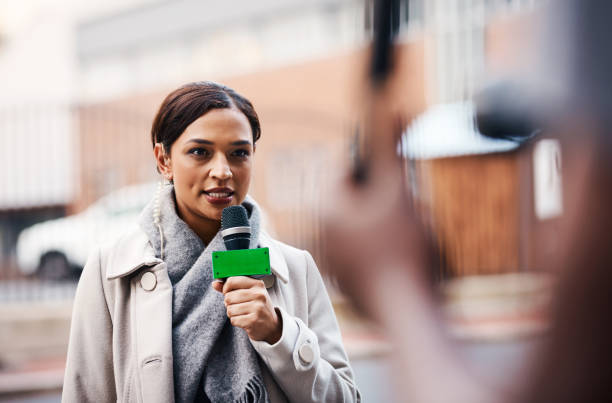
186,139,213,145
230,140,252,146
185,139,252,146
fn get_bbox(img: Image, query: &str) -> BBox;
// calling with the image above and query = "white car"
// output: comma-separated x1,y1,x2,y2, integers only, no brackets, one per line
16,182,157,279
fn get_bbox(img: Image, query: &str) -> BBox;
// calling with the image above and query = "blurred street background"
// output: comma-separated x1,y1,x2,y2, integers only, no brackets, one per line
0,0,557,401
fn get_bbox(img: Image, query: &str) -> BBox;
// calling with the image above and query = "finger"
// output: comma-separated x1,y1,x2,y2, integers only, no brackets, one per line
229,313,256,330
226,301,257,318
224,288,266,306
222,276,264,294
211,279,224,293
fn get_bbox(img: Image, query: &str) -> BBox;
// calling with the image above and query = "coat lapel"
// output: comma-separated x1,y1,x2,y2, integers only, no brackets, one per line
259,231,289,284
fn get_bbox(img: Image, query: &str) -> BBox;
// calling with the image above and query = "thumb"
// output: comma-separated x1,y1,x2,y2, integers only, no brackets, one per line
212,279,225,293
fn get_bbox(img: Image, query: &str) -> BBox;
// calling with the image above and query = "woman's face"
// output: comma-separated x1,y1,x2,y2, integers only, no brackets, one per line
161,107,254,224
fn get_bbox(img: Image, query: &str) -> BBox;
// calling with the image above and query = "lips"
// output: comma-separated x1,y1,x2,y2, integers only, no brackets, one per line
202,188,234,204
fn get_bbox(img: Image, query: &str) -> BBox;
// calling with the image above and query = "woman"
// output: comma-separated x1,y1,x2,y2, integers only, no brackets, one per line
62,82,360,403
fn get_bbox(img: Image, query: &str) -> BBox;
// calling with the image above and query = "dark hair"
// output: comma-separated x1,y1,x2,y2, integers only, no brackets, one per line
151,81,261,152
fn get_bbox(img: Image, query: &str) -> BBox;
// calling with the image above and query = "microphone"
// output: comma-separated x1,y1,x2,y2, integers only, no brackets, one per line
212,206,271,280
221,206,251,250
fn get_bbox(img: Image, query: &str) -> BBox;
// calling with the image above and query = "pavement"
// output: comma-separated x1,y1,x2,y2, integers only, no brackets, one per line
0,272,552,401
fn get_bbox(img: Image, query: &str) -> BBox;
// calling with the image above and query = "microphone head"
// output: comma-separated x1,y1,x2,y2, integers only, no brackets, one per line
221,205,249,231
221,206,251,250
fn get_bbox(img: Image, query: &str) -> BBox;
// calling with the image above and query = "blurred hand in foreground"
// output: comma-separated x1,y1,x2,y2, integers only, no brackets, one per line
322,80,498,403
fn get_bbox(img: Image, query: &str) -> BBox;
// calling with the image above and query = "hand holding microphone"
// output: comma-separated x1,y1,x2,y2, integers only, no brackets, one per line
212,206,282,344
212,276,282,344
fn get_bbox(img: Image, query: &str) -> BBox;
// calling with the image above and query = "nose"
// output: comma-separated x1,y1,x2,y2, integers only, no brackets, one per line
210,154,232,180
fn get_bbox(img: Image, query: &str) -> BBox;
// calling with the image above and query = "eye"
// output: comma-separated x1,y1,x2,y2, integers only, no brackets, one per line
231,149,251,159
188,147,210,157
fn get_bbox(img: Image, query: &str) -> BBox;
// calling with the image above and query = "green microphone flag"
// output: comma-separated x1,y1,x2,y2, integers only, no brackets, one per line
212,247,271,279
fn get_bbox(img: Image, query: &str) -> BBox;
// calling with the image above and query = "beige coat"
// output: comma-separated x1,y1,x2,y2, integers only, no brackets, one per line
62,225,360,403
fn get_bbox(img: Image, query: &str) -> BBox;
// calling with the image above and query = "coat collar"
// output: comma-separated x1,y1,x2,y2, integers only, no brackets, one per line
105,226,289,284
105,226,162,280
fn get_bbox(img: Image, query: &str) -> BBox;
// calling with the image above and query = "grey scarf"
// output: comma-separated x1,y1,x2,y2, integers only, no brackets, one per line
139,184,269,403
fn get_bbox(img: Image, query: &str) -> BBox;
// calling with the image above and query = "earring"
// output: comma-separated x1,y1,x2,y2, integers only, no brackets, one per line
153,181,164,260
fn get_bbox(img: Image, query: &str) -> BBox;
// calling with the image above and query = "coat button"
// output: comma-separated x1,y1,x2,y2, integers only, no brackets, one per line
140,271,157,291
298,342,314,364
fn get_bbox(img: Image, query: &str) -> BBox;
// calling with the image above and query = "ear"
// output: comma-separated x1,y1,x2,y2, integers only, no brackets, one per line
154,143,173,181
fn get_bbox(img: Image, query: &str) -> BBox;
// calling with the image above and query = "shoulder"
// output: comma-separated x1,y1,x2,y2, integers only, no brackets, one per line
261,232,309,268
261,232,320,284
274,239,310,264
